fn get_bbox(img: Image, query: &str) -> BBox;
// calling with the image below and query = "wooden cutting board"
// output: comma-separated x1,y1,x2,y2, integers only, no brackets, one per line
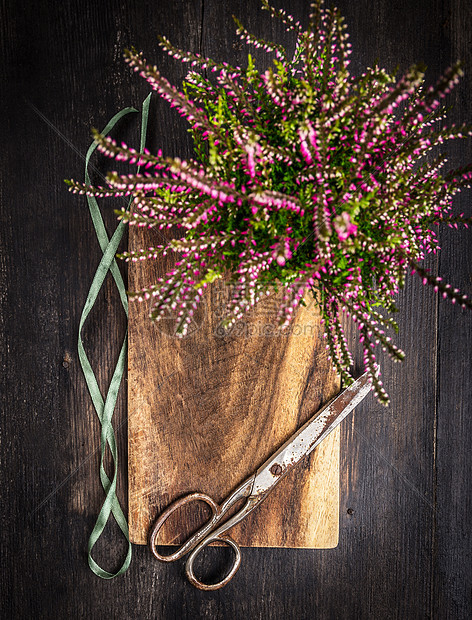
128,226,340,547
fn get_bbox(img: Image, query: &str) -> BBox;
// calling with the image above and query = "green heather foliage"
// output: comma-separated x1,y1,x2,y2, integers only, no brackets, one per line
67,0,472,404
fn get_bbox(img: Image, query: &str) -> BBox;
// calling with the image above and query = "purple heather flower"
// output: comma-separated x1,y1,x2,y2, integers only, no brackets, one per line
69,1,472,405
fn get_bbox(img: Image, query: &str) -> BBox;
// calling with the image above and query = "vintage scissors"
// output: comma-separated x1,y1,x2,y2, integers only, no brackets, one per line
149,370,372,590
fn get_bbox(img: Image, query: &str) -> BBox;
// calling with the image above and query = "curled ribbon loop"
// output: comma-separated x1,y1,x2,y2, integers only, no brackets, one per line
78,93,151,578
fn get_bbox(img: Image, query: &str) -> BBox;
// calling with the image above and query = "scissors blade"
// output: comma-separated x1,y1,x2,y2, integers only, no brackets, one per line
250,370,372,498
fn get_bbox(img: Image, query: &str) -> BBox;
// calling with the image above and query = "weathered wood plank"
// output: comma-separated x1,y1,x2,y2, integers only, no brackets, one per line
433,2,472,617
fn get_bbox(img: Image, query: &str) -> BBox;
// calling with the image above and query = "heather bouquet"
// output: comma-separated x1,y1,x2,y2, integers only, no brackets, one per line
67,0,472,404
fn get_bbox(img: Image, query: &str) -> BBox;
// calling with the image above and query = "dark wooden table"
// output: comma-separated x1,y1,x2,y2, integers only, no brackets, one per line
2,1,472,617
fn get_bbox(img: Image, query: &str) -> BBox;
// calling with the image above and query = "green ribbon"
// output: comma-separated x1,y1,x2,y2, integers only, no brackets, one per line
78,93,151,578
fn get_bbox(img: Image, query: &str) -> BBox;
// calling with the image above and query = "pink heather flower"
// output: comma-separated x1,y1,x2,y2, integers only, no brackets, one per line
300,140,313,164
334,212,358,241
245,144,256,177
272,238,293,266
72,5,472,406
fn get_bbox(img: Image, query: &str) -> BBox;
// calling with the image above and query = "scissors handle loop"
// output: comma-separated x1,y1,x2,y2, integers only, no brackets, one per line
149,492,220,563
149,477,257,589
186,534,241,591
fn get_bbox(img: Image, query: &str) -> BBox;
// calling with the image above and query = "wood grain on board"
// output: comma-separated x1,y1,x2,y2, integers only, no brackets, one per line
128,225,340,547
